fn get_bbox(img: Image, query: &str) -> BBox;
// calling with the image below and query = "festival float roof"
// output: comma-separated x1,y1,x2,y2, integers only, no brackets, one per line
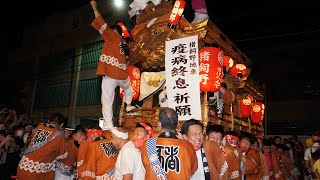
120,0,266,135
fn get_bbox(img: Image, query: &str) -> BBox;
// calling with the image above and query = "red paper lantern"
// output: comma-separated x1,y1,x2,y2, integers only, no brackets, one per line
199,47,224,92
230,64,247,78
240,94,253,117
251,102,265,124
167,0,186,29
120,66,141,101
116,21,131,40
223,55,234,71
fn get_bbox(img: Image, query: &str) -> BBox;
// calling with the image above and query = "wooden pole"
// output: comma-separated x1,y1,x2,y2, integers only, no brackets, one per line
248,118,251,133
230,103,234,131
118,101,125,126
202,91,209,134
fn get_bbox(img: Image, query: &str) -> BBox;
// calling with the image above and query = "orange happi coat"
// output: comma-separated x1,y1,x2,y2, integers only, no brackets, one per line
91,15,128,80
141,137,198,180
17,123,67,180
80,138,118,180
259,151,270,180
244,148,262,180
57,139,78,176
203,140,229,180
76,140,89,178
224,142,242,180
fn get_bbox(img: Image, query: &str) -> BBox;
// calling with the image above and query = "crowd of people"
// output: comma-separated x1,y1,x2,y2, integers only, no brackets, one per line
0,107,34,179
1,106,320,180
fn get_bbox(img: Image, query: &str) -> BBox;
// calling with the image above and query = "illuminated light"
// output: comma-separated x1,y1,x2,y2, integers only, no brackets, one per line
230,63,247,78
114,0,124,8
199,47,224,92
251,102,264,124
167,0,186,29
223,55,234,71
240,94,253,118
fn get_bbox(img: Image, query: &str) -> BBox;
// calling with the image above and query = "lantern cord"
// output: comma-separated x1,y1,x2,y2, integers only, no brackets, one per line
166,29,175,41
182,16,198,35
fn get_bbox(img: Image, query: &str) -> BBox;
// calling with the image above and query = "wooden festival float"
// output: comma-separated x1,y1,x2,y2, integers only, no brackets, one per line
117,0,266,136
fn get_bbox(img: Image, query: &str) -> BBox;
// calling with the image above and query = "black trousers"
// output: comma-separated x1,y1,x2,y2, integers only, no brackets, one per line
0,163,10,180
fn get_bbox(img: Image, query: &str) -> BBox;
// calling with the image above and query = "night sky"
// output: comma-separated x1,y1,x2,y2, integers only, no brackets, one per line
1,0,319,135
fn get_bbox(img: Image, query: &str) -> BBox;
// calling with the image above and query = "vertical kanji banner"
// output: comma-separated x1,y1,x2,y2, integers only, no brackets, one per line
165,35,201,121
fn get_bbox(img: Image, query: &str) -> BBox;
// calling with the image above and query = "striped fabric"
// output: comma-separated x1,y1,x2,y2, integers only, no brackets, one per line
146,138,167,180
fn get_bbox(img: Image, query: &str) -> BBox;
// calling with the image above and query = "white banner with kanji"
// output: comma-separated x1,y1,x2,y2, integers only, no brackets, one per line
165,35,202,121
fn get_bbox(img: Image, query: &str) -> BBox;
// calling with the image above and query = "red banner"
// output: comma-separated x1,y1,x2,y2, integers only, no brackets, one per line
120,66,141,100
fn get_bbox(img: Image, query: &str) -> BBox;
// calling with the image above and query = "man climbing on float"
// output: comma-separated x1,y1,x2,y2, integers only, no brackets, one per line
90,0,136,130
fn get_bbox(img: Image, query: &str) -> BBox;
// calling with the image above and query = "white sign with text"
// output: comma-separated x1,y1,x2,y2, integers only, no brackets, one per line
165,35,202,120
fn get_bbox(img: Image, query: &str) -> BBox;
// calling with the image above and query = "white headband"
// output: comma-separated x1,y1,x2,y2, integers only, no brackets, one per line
111,128,128,139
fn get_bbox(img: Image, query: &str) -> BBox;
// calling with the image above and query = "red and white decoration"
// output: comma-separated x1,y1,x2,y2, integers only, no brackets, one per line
240,94,253,118
230,64,247,78
120,66,141,100
199,47,224,92
168,0,186,28
223,55,234,71
251,102,265,124
116,21,131,40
